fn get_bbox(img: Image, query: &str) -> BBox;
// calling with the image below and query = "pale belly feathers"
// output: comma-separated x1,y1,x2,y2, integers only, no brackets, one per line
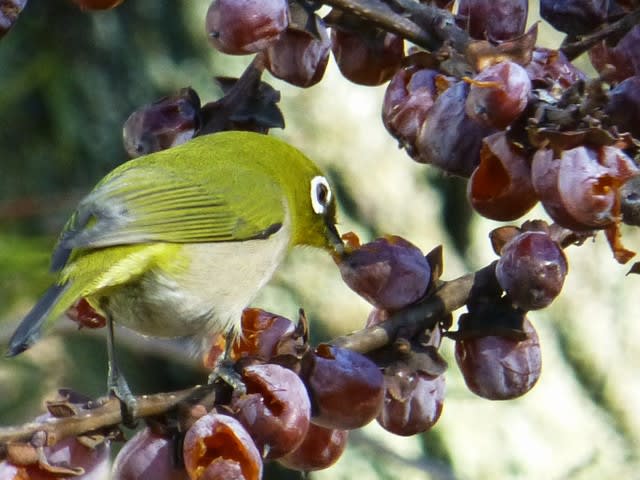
103,220,291,339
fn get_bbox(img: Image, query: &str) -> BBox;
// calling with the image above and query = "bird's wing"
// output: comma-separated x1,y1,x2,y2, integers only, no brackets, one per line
51,160,286,271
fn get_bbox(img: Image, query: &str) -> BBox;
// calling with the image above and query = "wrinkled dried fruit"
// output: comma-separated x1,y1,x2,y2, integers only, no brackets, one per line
455,317,541,400
123,88,200,158
541,0,608,36
232,364,310,459
0,0,27,38
232,308,297,361
183,413,262,480
588,25,640,83
605,76,640,138
303,344,384,430
336,235,431,310
382,67,441,155
496,231,568,310
532,146,639,230
416,81,495,177
205,0,288,55
331,28,404,86
264,24,331,88
465,61,531,129
277,423,349,472
468,131,537,221
457,0,528,41
112,428,188,480
377,370,445,436
525,47,586,88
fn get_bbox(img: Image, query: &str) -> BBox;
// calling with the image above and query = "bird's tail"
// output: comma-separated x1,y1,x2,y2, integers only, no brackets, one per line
6,283,71,357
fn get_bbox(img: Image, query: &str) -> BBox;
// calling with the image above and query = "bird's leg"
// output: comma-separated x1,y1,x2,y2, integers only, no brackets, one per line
207,331,246,395
106,315,138,426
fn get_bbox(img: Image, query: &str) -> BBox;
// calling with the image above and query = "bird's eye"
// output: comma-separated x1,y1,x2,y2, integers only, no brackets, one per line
310,176,332,214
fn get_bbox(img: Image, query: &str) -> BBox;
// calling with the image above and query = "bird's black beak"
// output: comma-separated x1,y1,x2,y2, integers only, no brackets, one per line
326,219,345,258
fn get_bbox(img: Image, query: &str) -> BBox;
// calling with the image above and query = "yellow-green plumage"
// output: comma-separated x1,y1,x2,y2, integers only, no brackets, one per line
8,131,341,356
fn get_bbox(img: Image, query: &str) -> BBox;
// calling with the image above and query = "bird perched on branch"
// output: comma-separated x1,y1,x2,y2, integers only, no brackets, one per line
7,130,343,412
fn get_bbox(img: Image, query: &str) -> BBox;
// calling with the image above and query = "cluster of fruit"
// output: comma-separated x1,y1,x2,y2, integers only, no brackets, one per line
2,0,640,479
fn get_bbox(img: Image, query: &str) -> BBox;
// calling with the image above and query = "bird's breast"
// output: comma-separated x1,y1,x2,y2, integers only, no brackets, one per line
104,221,292,338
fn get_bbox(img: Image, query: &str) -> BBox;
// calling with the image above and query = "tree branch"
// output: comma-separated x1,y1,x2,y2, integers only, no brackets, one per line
321,0,440,50
0,265,483,448
560,7,640,61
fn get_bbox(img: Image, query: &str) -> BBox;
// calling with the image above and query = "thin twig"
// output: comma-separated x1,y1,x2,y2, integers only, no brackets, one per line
321,0,439,50
560,7,640,60
0,384,218,446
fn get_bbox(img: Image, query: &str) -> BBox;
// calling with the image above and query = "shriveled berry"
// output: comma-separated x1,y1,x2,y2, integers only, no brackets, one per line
123,88,201,158
541,0,608,36
377,370,445,436
0,0,27,38
183,413,262,480
496,231,567,310
264,24,330,88
112,428,188,480
277,423,349,472
336,235,431,310
331,28,404,86
525,47,586,88
232,308,297,361
26,437,110,480
232,364,310,460
302,344,384,430
532,146,640,230
588,25,640,83
605,76,640,138
66,298,106,329
457,0,528,41
416,81,495,177
205,0,289,55
455,317,541,400
382,67,441,155
465,61,531,129
468,131,537,221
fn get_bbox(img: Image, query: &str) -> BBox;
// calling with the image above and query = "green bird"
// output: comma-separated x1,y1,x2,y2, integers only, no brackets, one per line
7,130,343,405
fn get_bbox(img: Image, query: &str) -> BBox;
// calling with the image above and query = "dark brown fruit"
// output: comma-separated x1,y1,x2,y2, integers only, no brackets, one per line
465,61,531,129
331,28,404,86
455,317,541,400
122,88,200,158
377,371,445,436
183,413,262,480
416,81,495,177
303,344,384,430
264,25,331,88
277,423,349,472
336,235,431,310
232,364,311,459
457,0,528,40
468,131,537,221
382,67,441,155
495,231,568,310
231,308,297,361
0,0,27,37
112,428,188,480
205,0,288,55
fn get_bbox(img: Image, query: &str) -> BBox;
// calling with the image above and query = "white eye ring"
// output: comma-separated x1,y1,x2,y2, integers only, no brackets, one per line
310,175,332,215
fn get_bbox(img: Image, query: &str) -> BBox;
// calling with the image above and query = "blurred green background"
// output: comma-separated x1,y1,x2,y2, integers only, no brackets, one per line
1,1,640,479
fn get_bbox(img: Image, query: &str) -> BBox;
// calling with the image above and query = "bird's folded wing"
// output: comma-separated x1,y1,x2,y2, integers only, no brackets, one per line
50,161,285,271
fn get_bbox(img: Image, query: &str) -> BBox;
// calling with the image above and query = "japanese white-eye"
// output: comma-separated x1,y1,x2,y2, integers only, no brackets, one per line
7,131,343,359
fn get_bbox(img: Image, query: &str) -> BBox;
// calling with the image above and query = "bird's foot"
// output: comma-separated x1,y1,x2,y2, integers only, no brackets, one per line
207,359,246,396
108,372,138,428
